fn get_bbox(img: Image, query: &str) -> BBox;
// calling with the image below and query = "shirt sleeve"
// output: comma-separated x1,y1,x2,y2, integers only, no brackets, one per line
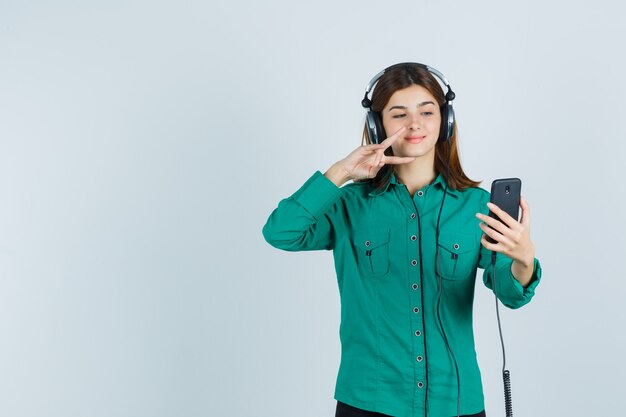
262,170,346,252
479,249,542,309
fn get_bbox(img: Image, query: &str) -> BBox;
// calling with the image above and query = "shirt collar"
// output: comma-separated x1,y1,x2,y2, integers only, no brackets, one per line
368,172,461,198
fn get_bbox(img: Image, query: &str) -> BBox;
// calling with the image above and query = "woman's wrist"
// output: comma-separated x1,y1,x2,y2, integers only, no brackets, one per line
511,257,535,288
518,246,536,268
324,164,351,187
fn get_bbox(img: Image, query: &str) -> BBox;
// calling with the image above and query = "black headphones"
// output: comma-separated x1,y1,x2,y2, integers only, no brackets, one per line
361,62,456,145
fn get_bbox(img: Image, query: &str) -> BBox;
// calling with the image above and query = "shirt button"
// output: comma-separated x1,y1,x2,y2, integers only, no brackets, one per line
365,240,371,247
416,356,423,362
417,382,424,388
413,307,419,314
417,191,424,197
410,235,417,241
411,260,418,266
410,213,416,219
415,330,422,337
453,243,460,250
412,283,418,290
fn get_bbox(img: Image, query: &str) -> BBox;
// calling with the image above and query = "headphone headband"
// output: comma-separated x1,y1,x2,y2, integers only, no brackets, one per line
362,62,455,108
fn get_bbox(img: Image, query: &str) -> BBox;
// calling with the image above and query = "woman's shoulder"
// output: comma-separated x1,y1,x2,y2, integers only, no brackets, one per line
341,179,374,192
457,185,490,203
336,181,374,200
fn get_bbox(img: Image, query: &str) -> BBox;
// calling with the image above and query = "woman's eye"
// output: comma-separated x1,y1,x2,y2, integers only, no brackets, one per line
422,112,433,116
392,114,406,119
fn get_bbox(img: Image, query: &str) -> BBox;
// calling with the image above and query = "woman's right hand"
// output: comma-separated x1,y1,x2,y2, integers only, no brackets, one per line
334,126,416,181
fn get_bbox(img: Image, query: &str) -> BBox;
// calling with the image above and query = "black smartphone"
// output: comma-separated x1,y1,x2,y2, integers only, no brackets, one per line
486,178,521,244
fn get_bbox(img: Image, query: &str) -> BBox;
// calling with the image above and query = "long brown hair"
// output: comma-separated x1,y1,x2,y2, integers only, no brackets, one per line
357,64,480,192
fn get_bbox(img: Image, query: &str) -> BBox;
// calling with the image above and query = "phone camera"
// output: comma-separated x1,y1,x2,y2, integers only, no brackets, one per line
505,186,510,194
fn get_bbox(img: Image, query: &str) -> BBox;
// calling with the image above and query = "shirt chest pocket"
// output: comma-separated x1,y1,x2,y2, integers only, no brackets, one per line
435,231,479,280
354,227,391,278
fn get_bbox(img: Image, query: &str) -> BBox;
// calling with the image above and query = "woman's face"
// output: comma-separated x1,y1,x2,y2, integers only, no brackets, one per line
381,84,441,160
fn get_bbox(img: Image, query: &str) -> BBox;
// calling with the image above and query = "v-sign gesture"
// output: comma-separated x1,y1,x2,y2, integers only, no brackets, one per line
336,127,416,181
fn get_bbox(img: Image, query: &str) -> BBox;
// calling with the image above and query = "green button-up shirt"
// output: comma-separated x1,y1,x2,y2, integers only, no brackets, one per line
262,170,542,417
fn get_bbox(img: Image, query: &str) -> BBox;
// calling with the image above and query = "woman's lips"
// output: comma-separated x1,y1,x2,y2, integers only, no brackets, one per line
405,136,425,143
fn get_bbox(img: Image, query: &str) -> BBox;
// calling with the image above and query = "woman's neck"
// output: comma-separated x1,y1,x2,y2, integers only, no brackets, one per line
394,159,437,194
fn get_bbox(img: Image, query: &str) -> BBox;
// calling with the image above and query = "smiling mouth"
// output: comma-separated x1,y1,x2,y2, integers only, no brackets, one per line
405,136,425,143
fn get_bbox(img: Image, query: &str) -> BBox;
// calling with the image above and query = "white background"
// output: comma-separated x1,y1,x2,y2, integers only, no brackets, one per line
1,1,625,416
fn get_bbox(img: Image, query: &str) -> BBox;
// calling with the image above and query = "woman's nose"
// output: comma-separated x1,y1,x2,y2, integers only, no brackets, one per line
408,114,421,130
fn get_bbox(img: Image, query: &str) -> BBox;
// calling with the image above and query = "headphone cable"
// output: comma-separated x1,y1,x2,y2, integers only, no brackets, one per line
492,251,513,416
434,141,461,417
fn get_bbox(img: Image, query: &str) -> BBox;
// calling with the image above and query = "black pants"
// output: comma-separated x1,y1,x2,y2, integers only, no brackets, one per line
335,401,486,417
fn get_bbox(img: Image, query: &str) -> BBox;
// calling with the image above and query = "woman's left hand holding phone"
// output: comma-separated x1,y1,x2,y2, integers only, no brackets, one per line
476,197,536,286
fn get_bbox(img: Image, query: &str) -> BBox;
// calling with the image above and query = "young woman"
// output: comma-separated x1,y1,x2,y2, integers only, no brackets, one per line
262,63,542,417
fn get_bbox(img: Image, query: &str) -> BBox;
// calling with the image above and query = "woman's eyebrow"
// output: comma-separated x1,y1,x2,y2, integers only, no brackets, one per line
387,101,436,111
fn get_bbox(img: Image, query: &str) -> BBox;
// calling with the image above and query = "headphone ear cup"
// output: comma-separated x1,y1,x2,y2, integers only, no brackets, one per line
365,111,387,144
365,111,378,144
439,104,449,142
446,105,455,142
373,112,386,144
439,103,455,142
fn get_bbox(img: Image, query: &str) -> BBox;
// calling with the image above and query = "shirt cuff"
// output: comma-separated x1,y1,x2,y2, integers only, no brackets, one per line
291,170,343,218
508,257,542,299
